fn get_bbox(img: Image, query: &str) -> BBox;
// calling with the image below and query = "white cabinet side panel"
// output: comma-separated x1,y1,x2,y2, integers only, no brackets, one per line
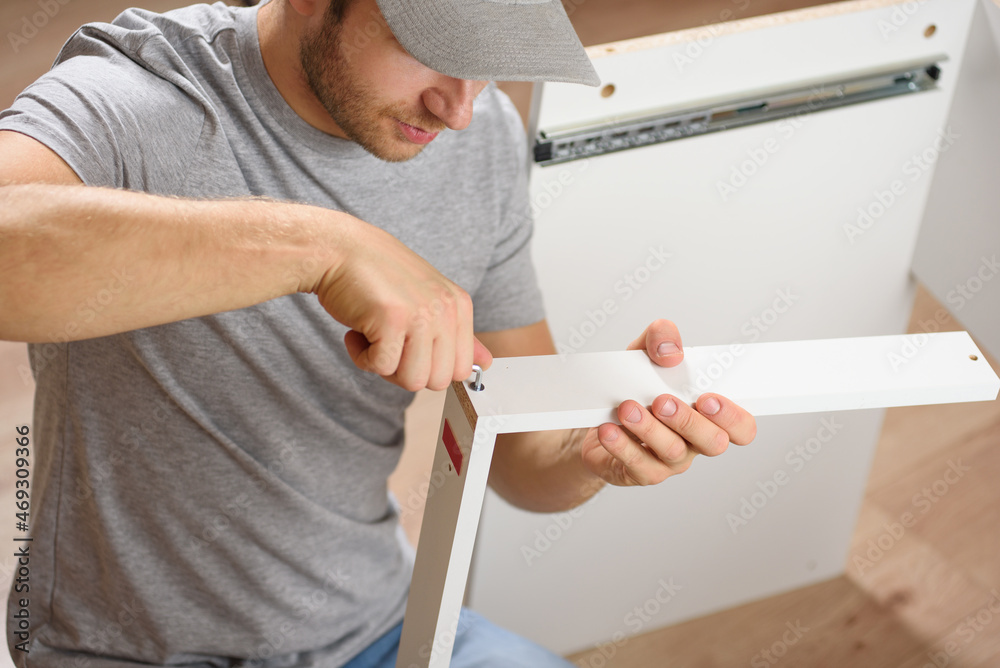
912,0,1000,359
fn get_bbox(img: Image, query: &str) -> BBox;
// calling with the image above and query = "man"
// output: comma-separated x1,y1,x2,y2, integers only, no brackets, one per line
0,0,756,665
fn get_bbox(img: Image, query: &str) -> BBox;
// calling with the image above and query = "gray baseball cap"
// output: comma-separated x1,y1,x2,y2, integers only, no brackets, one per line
375,0,601,86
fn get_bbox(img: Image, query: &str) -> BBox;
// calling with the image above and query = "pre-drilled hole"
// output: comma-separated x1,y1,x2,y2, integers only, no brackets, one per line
970,354,979,361
925,24,937,38
601,83,616,98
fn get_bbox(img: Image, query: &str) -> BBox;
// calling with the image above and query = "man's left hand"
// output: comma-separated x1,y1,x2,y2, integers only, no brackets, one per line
580,319,757,487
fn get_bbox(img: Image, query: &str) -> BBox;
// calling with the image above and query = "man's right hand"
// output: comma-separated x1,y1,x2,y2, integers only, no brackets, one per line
306,219,492,392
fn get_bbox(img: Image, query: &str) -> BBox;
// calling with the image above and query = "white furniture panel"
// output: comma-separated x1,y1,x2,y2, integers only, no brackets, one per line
398,334,998,668
912,0,1000,359
469,333,999,430
466,0,984,654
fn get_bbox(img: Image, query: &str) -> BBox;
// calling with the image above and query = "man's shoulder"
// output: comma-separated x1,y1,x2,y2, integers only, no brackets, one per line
47,2,247,83
2,2,249,190
43,1,250,125
55,2,241,70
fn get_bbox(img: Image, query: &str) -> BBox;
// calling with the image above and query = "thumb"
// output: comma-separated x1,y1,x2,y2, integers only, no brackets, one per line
628,319,684,368
473,335,494,371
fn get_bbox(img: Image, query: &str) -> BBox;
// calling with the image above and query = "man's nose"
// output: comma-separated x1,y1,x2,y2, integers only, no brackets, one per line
422,78,486,131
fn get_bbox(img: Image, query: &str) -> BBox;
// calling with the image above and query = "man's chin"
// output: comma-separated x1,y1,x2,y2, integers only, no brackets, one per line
340,118,433,162
364,141,427,163
360,127,431,163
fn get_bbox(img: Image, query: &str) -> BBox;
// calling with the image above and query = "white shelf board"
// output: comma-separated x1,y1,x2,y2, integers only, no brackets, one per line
469,331,999,434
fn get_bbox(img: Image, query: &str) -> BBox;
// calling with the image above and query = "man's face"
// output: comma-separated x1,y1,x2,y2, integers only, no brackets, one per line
299,0,488,162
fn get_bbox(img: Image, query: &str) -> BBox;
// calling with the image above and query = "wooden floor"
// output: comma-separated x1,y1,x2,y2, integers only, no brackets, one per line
2,0,999,667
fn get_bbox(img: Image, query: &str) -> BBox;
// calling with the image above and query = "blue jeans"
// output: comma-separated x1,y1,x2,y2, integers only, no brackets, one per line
343,608,575,668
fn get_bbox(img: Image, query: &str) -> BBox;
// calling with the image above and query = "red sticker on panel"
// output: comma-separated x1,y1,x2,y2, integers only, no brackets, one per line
442,419,463,475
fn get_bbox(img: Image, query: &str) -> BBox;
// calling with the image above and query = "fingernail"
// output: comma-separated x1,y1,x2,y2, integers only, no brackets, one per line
603,428,618,442
657,342,680,357
658,398,677,418
701,397,721,415
624,406,641,423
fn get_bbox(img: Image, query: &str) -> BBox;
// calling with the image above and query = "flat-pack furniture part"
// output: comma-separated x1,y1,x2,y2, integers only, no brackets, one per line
396,331,1000,668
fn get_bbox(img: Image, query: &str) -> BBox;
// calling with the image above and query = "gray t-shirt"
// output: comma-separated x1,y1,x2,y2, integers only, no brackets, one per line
0,2,544,666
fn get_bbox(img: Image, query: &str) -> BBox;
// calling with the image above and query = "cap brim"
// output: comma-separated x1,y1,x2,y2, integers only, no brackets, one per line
376,0,601,86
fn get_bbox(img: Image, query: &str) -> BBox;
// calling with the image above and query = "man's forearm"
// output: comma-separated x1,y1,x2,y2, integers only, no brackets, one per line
488,428,607,514
0,184,345,342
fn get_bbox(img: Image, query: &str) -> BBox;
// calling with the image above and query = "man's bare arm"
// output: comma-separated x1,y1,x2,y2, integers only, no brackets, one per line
0,130,489,390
